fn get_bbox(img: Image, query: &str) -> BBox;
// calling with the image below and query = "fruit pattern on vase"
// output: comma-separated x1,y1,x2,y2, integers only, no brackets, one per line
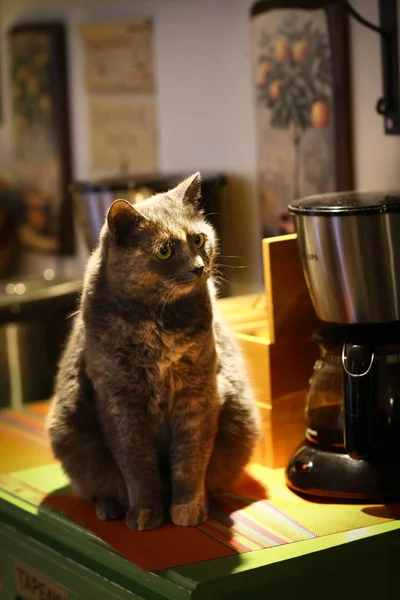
253,9,335,237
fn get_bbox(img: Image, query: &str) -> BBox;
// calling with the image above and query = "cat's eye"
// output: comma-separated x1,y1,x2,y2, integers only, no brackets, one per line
194,233,205,249
156,243,172,260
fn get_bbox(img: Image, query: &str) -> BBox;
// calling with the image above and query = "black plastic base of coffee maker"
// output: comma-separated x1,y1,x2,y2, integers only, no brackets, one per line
286,441,400,501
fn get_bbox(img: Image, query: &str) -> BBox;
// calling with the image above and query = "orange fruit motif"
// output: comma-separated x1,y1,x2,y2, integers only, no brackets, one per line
311,101,330,128
274,37,291,62
269,79,282,100
293,40,309,63
257,61,273,86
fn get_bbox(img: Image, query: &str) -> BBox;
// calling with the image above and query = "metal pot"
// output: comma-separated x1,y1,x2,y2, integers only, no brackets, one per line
0,277,81,408
288,191,400,324
71,172,226,253
71,176,155,252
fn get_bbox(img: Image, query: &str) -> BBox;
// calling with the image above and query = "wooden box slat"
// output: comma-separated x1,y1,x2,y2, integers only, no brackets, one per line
262,234,322,344
217,235,322,469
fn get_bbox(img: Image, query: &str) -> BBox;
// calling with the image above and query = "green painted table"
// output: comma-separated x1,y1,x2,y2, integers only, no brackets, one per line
1,466,400,599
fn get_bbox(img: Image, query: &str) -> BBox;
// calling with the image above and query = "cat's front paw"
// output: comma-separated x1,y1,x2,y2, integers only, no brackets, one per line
171,499,208,527
125,505,163,531
96,498,125,521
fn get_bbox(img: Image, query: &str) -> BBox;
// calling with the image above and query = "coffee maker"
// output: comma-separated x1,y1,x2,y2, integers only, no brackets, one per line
285,191,400,500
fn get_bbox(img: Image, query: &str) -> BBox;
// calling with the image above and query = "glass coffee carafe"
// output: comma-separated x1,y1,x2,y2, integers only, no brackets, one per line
286,324,400,500
306,338,344,450
306,326,400,455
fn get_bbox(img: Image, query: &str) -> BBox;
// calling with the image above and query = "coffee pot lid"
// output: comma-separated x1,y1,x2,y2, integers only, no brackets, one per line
289,191,400,216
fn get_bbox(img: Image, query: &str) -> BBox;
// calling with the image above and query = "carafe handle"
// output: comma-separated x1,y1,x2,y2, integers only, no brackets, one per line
342,343,377,460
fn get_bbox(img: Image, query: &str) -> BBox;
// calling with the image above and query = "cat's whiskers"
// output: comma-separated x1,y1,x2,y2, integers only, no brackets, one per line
213,265,232,280
214,272,231,285
158,284,179,321
67,310,80,320
212,269,231,294
218,255,242,259
155,286,172,312
148,286,165,304
156,281,178,310
214,280,228,295
217,263,251,270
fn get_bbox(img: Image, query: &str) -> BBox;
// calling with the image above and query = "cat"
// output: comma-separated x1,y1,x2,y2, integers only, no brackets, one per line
47,172,261,531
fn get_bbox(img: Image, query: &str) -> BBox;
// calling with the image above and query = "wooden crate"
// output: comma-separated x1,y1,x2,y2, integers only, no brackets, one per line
218,234,322,469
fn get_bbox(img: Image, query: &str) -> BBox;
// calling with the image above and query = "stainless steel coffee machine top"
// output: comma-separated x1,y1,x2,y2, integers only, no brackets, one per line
288,191,400,324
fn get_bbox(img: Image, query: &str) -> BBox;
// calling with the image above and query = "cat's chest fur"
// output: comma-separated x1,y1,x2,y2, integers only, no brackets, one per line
137,320,195,374
129,319,210,446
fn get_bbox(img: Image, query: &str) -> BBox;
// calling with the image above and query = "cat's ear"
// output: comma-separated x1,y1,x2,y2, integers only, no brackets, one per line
107,199,144,244
171,172,202,208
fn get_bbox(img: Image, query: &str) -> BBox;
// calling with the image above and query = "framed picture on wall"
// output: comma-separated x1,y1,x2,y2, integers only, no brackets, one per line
251,0,353,237
9,22,74,254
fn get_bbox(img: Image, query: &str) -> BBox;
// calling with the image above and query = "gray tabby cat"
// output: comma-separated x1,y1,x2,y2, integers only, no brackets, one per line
47,173,261,531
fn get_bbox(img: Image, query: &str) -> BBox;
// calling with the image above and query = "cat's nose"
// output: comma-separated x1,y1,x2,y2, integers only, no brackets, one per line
191,265,204,277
